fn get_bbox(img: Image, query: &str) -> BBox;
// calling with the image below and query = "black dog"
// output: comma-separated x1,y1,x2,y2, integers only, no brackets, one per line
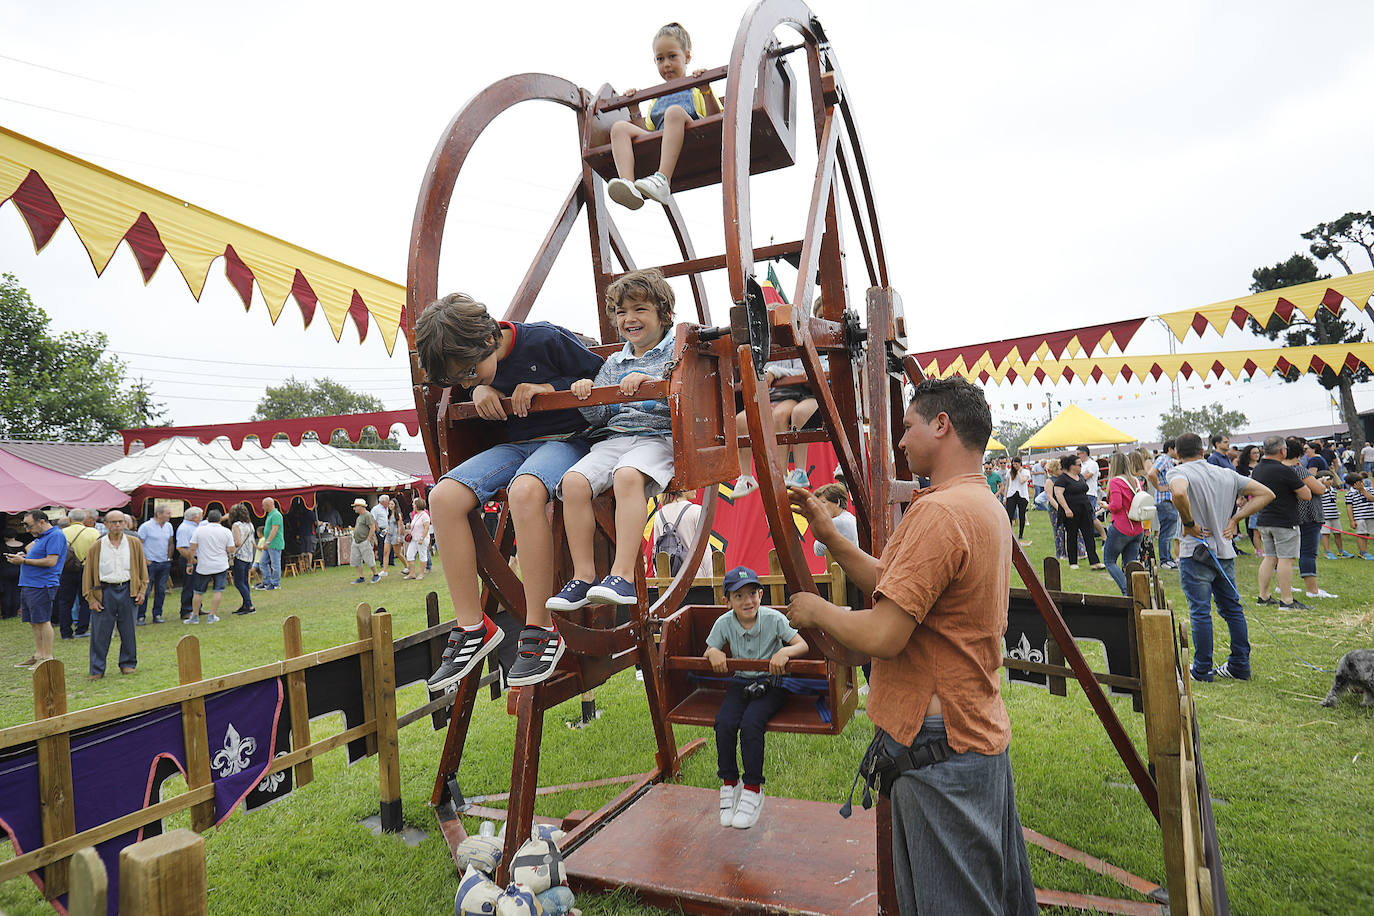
1321,649,1374,708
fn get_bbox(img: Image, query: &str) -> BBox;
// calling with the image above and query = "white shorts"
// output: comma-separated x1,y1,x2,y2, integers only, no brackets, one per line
559,435,674,499
405,537,430,562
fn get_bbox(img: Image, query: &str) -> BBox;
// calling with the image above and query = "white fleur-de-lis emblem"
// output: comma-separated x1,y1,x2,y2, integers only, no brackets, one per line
257,751,291,792
211,723,257,777
1005,632,1046,664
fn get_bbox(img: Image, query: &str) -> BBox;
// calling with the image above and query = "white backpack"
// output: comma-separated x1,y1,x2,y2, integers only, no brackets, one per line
1125,475,1157,522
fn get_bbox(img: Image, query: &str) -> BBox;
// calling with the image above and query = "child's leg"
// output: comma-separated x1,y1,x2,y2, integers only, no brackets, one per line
654,105,692,181
610,120,649,180
769,400,798,471
790,397,819,475
610,467,651,580
429,477,483,626
740,687,789,788
508,473,557,628
714,683,747,783
560,471,599,582
734,408,753,480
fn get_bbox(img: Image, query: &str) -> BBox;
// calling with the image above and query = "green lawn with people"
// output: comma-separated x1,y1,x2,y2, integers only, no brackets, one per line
1,513,1370,914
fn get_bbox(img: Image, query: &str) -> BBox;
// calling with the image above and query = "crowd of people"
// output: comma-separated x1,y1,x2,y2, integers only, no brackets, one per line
982,434,1371,604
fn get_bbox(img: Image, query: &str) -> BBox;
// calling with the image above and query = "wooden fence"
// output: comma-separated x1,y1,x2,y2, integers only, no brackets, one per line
0,598,469,906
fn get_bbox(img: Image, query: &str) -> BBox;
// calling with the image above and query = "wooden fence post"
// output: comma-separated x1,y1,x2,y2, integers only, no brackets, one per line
1041,557,1067,696
766,549,786,606
711,550,727,604
33,659,75,900
66,847,107,916
177,636,216,832
370,610,402,832
356,602,377,756
1138,607,1190,910
282,616,314,787
118,828,207,916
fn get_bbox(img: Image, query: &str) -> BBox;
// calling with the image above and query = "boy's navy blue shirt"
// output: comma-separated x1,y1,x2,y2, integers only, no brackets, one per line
457,321,605,442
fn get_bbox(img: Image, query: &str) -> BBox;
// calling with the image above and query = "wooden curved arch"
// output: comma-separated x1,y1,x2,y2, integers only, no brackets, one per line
406,74,585,475
647,485,720,618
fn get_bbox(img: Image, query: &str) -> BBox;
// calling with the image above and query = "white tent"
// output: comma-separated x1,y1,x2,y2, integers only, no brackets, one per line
84,436,418,507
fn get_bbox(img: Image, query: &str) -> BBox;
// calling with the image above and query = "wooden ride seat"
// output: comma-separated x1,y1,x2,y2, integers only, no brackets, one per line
583,52,797,195
657,603,858,736
441,324,738,494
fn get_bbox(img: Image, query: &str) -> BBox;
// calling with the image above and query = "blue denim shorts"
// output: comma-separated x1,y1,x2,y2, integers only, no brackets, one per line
442,438,592,502
20,586,57,624
193,569,229,593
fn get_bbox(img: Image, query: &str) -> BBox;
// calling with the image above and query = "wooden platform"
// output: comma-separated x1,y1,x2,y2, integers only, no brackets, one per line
564,783,877,914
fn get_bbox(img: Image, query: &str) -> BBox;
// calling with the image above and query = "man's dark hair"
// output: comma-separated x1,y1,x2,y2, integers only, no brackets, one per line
1210,433,1228,449
1076,445,1090,455
907,377,992,451
205,508,223,524
1176,433,1204,459
24,509,49,524
1162,437,1176,452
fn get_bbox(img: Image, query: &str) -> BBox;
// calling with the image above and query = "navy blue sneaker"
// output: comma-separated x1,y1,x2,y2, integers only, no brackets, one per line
587,575,638,606
546,579,595,611
1212,662,1250,681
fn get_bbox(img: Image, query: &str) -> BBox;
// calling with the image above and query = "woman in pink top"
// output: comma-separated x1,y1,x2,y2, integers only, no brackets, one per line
1103,451,1145,595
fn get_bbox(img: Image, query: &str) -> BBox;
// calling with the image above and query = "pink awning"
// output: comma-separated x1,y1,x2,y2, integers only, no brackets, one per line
0,447,130,513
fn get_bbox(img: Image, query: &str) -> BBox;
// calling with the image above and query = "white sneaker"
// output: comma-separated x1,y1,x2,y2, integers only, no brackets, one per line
184,616,200,624
719,784,742,827
784,468,810,489
730,787,764,829
732,474,759,498
379,570,388,577
1068,564,1079,570
607,177,644,210
634,172,672,206
1306,589,1339,599
205,614,220,624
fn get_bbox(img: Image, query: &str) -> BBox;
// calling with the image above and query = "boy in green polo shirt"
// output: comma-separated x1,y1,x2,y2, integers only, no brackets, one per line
705,566,808,830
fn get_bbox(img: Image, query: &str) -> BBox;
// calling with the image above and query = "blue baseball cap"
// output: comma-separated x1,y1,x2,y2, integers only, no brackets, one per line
723,566,762,594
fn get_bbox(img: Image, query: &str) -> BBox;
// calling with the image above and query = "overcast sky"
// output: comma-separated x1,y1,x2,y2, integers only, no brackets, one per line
6,0,1374,445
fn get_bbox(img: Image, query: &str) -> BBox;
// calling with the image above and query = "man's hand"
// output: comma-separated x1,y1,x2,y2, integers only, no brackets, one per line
1063,507,1074,518
5,553,22,566
471,385,506,421
571,379,594,399
768,648,791,675
89,596,104,613
511,382,553,417
618,372,652,395
134,589,146,605
787,486,838,543
705,646,728,674
1220,519,1237,542
786,591,833,630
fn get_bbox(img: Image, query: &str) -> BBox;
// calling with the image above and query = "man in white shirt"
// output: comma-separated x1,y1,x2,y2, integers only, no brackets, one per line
187,509,235,624
176,507,202,620
81,511,147,679
371,495,392,576
1362,442,1374,474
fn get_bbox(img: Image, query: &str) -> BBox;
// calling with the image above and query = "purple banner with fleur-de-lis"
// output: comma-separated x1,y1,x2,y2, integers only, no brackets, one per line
0,677,282,915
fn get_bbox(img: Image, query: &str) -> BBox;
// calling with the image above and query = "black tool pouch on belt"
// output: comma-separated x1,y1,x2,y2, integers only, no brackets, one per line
838,729,955,818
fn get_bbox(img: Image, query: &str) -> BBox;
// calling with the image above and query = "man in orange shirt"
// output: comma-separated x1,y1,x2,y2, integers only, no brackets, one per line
788,377,1036,916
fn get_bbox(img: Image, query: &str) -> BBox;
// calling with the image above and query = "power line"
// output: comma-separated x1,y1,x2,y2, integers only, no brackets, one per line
0,95,238,151
0,53,127,88
115,349,404,370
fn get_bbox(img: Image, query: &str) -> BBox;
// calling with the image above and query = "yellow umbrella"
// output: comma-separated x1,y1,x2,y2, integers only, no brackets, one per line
986,436,1007,451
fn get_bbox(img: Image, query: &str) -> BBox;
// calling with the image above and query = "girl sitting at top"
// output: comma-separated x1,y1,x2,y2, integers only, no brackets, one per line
607,22,721,210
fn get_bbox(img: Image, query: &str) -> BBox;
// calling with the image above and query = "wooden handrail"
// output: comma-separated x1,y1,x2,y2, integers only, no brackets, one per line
664,657,829,677
595,66,730,114
448,380,668,422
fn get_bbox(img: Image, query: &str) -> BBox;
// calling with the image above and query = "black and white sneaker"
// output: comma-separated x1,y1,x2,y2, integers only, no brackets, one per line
426,618,504,691
506,626,566,687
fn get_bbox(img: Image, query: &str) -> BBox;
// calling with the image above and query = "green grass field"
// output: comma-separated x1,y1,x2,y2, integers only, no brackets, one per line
1,513,1371,915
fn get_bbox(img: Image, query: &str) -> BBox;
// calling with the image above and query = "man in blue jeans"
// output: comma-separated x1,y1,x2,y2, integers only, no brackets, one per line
1148,439,1180,569
1169,433,1274,682
137,505,175,623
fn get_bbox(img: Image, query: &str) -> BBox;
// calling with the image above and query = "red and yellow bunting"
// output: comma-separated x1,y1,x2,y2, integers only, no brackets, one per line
0,127,405,353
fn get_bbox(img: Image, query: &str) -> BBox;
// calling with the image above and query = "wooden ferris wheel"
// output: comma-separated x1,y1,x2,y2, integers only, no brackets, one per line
402,2,1203,913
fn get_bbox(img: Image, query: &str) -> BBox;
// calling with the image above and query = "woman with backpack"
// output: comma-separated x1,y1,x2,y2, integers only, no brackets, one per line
653,490,713,578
